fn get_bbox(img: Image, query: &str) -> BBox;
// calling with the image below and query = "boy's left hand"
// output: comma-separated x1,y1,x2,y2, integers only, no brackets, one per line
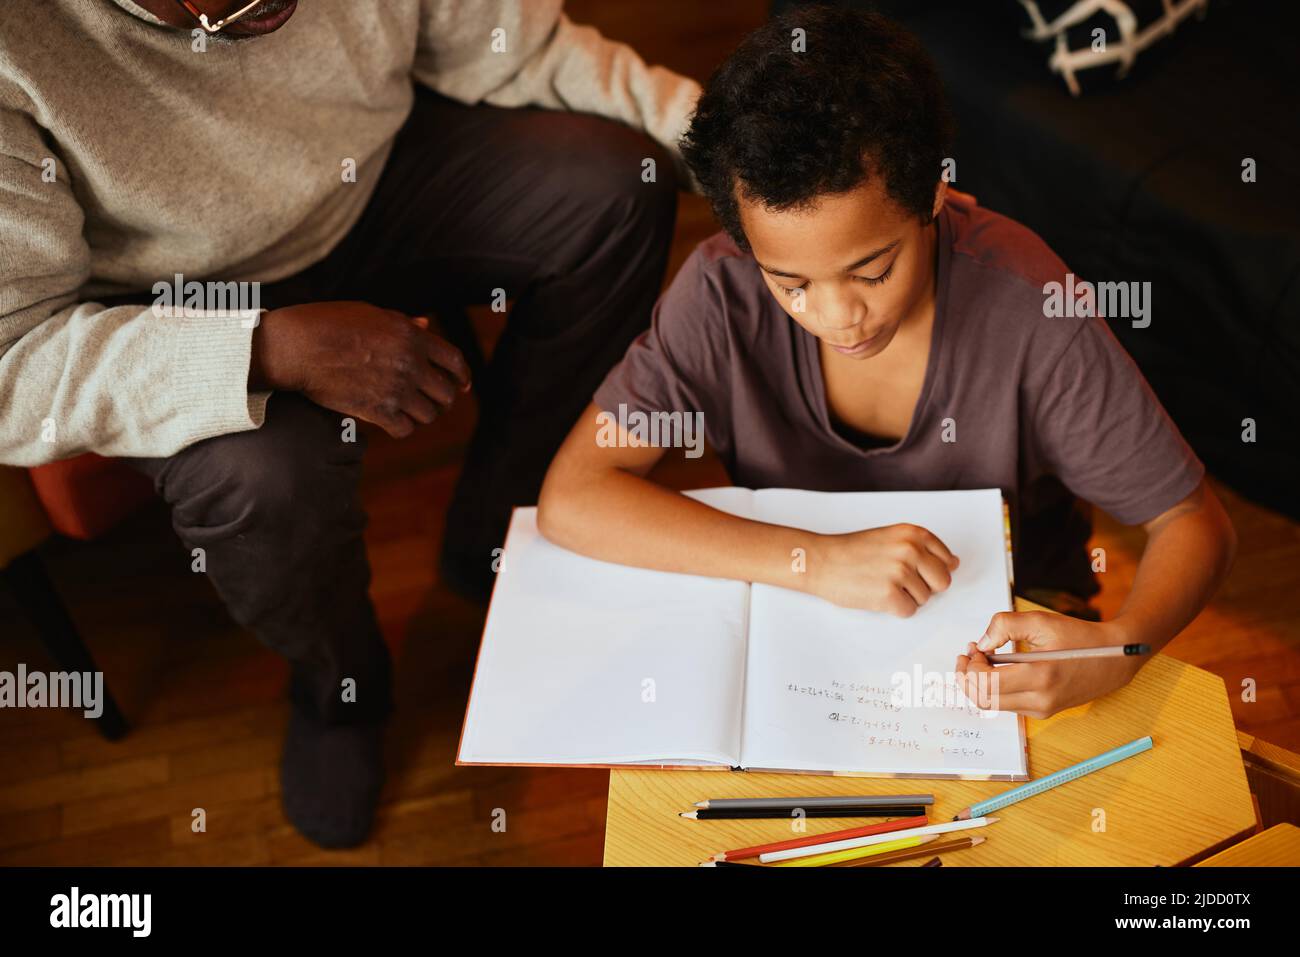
953,611,1143,719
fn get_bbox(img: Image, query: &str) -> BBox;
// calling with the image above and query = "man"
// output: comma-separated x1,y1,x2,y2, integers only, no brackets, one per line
0,0,699,846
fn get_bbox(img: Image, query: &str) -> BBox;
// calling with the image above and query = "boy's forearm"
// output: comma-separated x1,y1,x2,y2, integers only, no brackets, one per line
538,466,812,591
1110,495,1236,653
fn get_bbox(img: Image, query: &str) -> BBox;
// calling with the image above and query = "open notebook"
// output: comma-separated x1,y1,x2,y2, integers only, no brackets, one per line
457,488,1028,781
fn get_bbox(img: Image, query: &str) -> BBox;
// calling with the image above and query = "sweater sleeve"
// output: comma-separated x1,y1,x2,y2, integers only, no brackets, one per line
412,0,700,184
0,107,268,466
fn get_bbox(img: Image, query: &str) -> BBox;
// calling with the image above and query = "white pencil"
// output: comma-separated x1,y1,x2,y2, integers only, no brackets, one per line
759,816,998,864
985,644,1150,664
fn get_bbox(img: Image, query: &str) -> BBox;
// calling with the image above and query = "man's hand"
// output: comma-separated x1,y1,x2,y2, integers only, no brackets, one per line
954,611,1141,718
804,524,959,617
249,301,471,438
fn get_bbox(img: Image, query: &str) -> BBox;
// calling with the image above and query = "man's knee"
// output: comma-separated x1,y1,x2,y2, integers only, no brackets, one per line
162,395,365,542
526,112,679,243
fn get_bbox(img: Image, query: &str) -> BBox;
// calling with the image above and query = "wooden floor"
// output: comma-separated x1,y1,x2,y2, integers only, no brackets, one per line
2,1,1297,866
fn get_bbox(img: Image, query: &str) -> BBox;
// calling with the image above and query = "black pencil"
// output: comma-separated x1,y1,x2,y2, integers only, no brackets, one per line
680,805,927,820
699,860,766,867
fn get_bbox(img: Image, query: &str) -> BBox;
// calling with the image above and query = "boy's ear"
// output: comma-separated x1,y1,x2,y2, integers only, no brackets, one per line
930,179,948,222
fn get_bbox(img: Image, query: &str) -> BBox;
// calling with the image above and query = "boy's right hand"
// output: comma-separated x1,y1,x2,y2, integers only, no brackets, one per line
804,524,959,617
249,301,471,438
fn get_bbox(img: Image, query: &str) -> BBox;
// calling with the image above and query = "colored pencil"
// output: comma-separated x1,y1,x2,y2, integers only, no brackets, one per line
710,815,929,862
773,834,934,868
694,794,934,810
985,644,1150,664
953,736,1154,820
828,835,984,867
760,816,998,864
681,805,925,820
921,857,943,867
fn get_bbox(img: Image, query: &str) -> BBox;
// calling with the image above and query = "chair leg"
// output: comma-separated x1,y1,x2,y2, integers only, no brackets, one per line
1,550,130,740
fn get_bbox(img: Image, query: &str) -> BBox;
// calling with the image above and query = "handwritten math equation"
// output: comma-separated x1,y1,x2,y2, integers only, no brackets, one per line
781,677,996,757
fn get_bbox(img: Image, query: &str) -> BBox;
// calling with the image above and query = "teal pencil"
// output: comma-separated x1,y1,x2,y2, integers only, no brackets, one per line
953,736,1154,820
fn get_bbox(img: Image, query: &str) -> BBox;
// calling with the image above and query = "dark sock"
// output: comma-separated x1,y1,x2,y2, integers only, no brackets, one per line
280,709,386,849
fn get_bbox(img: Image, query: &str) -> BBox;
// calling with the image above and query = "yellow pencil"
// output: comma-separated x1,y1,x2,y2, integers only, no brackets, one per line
773,833,935,867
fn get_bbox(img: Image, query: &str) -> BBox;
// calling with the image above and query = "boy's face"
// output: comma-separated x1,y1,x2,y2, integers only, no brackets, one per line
740,175,945,360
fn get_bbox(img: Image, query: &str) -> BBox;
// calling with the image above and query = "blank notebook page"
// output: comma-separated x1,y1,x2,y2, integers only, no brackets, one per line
456,489,753,766
737,488,1025,777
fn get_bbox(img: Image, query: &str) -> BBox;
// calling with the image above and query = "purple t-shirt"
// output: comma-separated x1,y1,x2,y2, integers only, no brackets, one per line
594,192,1204,597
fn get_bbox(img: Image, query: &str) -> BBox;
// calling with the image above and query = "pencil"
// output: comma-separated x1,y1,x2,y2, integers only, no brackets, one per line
711,814,929,862
985,644,1150,664
681,805,925,820
760,816,998,864
828,835,984,867
952,735,1154,820
699,860,765,867
773,834,935,867
694,794,934,810
921,857,943,867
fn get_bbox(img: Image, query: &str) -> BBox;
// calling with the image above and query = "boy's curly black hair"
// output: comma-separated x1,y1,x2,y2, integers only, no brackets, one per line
680,5,954,251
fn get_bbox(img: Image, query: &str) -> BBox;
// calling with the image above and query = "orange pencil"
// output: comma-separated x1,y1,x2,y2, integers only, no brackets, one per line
709,814,928,862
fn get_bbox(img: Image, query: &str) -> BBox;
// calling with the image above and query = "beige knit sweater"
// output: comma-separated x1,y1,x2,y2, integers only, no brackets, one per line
0,0,700,465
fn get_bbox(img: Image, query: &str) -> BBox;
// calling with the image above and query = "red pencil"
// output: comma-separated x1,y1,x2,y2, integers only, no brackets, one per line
710,815,929,862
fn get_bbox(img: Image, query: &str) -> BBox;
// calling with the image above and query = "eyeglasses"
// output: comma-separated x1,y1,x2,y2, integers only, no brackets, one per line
174,0,266,34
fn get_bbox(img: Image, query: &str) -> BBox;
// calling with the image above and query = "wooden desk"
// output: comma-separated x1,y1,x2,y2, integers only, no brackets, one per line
1195,824,1300,866
603,599,1256,866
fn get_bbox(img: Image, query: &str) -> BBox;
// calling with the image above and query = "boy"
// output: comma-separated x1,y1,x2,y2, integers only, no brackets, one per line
537,8,1235,719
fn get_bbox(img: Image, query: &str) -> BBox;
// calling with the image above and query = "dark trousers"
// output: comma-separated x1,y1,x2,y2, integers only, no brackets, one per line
126,88,678,724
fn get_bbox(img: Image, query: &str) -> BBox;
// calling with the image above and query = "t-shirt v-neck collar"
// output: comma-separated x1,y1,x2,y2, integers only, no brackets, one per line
793,206,953,459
